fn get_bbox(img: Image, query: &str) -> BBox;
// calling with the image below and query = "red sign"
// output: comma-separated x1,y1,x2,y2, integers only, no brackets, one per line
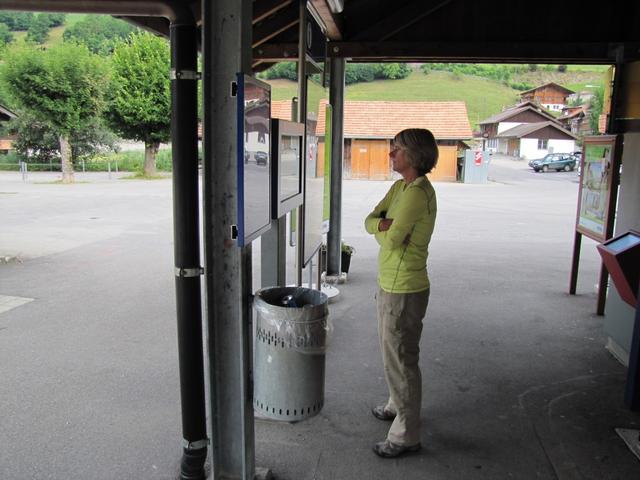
474,151,482,166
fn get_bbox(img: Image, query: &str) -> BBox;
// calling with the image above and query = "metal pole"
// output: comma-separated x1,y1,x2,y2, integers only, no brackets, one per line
296,0,308,287
170,20,208,480
569,231,582,294
261,217,287,288
326,57,345,277
108,161,112,179
203,0,256,478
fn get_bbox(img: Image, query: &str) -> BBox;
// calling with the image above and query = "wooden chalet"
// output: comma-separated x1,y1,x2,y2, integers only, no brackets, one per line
497,121,578,159
0,103,17,153
558,104,593,136
519,82,575,112
478,102,561,153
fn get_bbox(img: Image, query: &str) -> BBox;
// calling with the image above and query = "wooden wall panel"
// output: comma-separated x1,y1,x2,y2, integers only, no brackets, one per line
368,140,391,180
428,145,457,182
351,139,371,179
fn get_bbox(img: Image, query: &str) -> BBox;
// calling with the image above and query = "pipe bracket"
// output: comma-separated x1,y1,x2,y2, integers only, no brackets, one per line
175,267,204,277
170,69,201,80
182,438,209,451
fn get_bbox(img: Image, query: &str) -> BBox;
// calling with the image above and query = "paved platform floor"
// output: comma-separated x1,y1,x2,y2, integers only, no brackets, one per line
1,158,639,479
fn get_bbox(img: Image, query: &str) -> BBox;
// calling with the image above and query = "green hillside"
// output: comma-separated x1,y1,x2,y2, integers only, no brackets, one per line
268,71,520,129
267,67,608,129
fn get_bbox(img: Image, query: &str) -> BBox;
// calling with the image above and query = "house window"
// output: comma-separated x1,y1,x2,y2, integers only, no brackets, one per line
538,139,548,149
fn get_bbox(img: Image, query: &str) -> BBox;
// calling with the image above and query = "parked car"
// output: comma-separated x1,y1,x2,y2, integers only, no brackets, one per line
255,150,268,165
528,153,577,172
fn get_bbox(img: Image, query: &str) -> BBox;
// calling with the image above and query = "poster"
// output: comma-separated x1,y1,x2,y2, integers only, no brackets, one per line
575,136,617,242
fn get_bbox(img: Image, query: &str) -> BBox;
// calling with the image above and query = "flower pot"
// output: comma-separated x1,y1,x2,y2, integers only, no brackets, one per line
320,248,352,274
341,251,351,274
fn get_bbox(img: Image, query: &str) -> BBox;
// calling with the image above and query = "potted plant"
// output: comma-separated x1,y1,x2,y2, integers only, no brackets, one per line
319,241,355,274
340,241,355,274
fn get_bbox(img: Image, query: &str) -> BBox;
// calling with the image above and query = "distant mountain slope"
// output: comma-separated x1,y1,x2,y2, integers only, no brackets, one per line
268,68,607,130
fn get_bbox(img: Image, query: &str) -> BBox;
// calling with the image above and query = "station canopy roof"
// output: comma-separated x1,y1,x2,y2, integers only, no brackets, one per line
117,0,640,69
4,1,639,68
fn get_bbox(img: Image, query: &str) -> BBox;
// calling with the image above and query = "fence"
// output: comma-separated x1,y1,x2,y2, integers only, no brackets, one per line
0,160,121,182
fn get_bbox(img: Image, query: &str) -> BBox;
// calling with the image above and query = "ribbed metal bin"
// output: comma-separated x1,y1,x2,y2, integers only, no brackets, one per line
253,286,329,422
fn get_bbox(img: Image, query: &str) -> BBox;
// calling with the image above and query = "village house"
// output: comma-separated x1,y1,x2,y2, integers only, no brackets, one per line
272,100,473,182
0,103,18,154
557,104,593,136
478,101,576,159
519,82,575,111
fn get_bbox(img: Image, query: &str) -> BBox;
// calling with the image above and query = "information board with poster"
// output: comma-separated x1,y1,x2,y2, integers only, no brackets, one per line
570,134,623,315
236,74,271,247
575,135,618,242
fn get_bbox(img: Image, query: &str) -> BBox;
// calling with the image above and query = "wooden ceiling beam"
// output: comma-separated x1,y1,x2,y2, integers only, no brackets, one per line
252,4,299,48
253,43,299,62
327,41,639,64
352,0,454,41
309,0,343,40
253,0,294,24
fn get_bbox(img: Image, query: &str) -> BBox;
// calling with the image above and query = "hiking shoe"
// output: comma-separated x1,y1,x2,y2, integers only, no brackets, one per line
373,440,421,458
371,405,396,421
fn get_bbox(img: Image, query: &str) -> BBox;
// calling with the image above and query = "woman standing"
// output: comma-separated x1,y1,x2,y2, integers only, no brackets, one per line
364,128,438,458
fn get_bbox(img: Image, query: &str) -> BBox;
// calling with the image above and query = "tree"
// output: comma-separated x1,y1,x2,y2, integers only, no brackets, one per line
0,12,35,31
1,43,109,182
105,32,171,176
0,22,13,45
26,14,51,44
588,86,605,134
63,15,137,55
7,113,117,165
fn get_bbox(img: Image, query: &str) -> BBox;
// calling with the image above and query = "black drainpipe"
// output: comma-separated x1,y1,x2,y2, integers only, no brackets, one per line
170,16,208,480
0,2,207,479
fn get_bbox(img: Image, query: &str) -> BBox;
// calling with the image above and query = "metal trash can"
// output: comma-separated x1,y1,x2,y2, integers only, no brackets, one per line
253,286,329,422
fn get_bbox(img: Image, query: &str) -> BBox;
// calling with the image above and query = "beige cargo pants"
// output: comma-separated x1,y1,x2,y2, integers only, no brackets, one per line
377,287,430,446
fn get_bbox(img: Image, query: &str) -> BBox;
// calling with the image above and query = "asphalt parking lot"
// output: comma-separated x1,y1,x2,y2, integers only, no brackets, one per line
2,156,638,480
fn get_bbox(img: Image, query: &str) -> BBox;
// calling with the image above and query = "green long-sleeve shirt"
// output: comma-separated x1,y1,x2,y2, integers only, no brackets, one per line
364,176,437,293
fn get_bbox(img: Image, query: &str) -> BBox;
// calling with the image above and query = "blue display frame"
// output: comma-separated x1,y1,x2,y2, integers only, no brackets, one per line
236,73,272,247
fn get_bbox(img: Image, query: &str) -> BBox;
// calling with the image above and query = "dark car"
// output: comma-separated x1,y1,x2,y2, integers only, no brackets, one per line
528,153,577,172
255,150,268,165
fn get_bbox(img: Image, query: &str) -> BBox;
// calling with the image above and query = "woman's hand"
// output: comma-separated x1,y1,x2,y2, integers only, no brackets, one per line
378,218,393,231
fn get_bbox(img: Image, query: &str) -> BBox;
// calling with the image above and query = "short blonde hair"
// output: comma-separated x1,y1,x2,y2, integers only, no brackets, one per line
393,128,438,175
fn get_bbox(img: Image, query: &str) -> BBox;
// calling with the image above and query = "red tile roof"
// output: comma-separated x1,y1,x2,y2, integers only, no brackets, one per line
271,100,294,121
321,100,471,139
271,100,472,140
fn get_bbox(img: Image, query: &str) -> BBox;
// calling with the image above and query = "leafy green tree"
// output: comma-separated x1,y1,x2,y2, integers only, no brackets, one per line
26,14,50,44
588,86,604,134
63,15,137,55
0,12,35,31
1,43,109,182
0,23,14,45
105,32,170,176
43,13,66,28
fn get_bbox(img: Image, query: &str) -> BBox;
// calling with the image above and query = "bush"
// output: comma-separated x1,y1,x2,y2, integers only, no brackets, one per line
90,149,173,172
0,23,13,45
63,15,137,55
259,61,297,81
260,61,412,85
26,14,51,44
0,151,19,171
6,113,117,165
0,12,35,31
